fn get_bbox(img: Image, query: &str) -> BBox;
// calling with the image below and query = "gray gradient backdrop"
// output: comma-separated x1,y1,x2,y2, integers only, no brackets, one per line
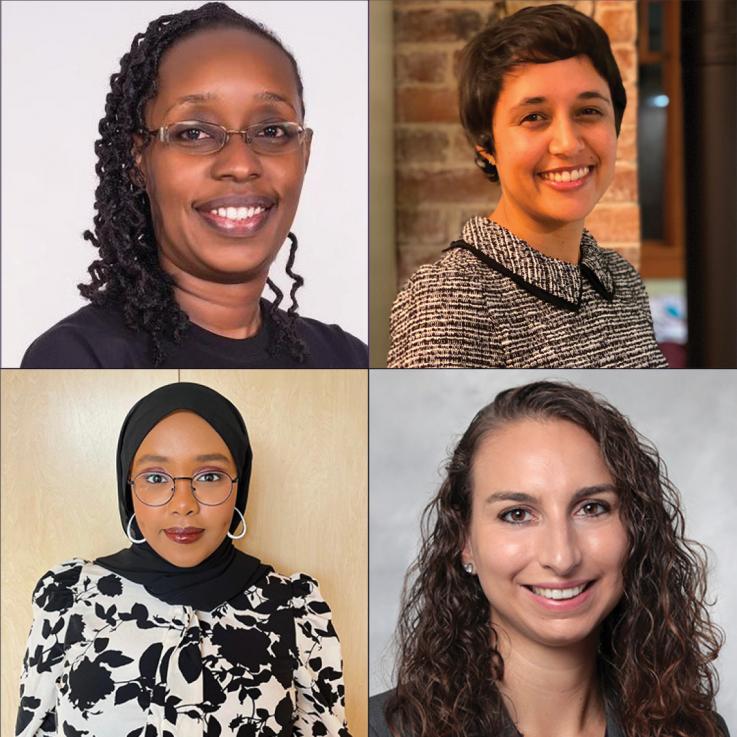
369,369,735,727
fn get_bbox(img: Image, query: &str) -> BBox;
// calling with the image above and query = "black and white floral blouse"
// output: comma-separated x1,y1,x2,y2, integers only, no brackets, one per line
16,559,349,737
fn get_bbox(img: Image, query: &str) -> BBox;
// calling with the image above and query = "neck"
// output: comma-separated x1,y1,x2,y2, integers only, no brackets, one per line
160,254,266,339
489,197,584,264
494,620,606,737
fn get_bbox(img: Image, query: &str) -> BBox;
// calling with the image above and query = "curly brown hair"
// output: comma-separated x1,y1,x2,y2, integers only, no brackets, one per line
385,381,724,737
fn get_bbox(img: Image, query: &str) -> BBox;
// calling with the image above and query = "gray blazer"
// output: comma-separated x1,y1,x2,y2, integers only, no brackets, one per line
369,688,730,737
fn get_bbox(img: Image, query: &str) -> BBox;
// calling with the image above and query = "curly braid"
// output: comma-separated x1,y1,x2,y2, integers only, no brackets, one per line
78,1,307,365
386,381,724,737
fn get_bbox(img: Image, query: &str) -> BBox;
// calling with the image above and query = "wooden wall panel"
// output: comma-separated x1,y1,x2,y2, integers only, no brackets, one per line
1,369,367,737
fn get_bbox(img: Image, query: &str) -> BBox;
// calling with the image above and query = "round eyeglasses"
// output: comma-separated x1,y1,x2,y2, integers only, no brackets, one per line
129,470,237,507
146,120,312,156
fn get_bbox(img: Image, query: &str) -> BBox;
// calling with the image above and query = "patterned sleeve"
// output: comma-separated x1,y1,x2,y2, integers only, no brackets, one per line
15,560,84,737
387,261,503,368
291,574,350,737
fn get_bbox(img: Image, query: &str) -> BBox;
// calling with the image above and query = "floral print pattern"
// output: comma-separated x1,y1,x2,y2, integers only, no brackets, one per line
16,560,349,737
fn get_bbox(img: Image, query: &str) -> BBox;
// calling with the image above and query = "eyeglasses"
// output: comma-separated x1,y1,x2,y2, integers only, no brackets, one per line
129,470,237,507
145,120,312,156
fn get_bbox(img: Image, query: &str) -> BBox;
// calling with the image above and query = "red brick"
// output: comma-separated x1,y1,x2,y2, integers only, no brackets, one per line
595,4,637,44
394,8,483,43
395,127,449,164
600,163,638,203
621,81,638,128
586,202,640,242
397,167,494,206
612,44,637,84
616,124,637,162
396,51,448,85
396,207,448,245
396,86,460,123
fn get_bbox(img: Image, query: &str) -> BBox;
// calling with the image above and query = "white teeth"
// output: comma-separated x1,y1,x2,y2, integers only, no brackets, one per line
531,583,588,600
541,166,591,183
210,206,266,222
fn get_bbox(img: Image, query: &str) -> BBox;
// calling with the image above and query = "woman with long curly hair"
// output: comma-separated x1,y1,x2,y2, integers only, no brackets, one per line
21,2,366,368
370,381,728,737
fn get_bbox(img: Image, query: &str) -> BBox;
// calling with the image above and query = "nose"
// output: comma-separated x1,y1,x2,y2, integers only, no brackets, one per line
210,132,263,181
548,116,585,158
538,519,583,576
169,477,199,516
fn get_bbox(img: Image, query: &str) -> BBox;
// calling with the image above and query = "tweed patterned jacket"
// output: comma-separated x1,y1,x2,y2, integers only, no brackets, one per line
387,217,668,368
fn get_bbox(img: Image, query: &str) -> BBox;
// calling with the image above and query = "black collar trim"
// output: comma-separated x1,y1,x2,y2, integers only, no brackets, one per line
445,240,583,312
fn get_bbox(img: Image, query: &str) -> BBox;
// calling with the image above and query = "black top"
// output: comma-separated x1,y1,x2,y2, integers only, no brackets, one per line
20,300,367,368
369,688,731,737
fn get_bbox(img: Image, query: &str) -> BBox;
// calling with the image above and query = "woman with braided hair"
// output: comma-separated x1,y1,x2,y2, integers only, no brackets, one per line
21,2,367,368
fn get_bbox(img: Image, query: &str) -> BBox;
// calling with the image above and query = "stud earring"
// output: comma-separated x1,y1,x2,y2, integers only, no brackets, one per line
463,562,475,574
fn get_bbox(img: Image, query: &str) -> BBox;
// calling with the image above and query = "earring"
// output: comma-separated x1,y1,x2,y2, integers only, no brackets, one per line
227,508,247,540
126,514,146,544
463,562,475,575
474,140,498,181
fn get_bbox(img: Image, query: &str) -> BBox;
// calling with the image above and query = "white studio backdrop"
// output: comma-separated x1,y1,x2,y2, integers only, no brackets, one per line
369,369,737,728
1,0,368,366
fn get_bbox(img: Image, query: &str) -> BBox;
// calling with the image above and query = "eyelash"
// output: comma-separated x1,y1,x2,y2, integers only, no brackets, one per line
522,108,603,123
499,501,610,525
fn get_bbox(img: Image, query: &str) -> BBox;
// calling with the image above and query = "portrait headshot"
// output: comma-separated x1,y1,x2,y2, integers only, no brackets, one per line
1,369,367,737
370,0,736,368
2,1,368,368
369,369,734,736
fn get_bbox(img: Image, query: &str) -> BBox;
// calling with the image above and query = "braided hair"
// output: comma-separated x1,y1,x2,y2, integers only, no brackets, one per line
78,1,307,365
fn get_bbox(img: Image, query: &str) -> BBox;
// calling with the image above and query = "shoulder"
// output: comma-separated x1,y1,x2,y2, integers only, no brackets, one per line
31,559,89,611
369,689,396,737
715,712,730,737
291,313,368,368
21,303,147,368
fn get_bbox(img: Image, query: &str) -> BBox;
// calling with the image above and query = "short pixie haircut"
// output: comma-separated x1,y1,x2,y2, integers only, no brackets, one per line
458,3,627,182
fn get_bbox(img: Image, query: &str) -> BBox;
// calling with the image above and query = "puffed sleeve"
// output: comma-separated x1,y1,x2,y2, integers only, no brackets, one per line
290,574,350,737
15,560,84,737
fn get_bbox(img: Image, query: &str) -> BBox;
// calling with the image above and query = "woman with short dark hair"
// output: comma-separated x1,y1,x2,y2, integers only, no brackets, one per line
370,381,727,737
388,4,666,368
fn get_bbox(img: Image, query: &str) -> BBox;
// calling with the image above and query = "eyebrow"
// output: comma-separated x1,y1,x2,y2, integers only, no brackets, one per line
511,90,611,112
134,452,231,466
166,90,296,116
483,484,618,506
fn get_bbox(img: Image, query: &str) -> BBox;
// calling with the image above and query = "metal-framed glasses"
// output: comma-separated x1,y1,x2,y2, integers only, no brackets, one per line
146,120,312,156
129,470,238,507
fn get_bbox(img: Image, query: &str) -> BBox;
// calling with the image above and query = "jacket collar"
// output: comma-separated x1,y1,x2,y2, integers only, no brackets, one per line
454,216,615,311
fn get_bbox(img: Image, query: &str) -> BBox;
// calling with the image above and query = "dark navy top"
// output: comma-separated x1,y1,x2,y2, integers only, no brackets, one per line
368,688,730,737
21,300,367,368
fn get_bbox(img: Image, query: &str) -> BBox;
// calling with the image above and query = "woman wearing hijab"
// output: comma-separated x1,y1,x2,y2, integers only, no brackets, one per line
387,4,666,368
16,382,349,737
21,2,366,368
370,381,728,737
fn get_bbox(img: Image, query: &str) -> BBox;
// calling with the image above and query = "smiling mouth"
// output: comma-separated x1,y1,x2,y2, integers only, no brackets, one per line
523,580,596,601
196,205,273,237
538,165,595,187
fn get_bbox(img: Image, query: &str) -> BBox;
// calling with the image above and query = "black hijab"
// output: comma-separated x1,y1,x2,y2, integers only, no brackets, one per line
96,382,271,611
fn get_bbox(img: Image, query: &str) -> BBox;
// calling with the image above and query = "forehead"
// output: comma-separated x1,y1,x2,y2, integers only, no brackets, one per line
497,55,610,105
135,410,229,452
471,418,612,496
150,27,300,117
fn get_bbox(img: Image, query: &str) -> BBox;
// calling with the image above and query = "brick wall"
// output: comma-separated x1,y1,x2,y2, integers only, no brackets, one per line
393,0,640,287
